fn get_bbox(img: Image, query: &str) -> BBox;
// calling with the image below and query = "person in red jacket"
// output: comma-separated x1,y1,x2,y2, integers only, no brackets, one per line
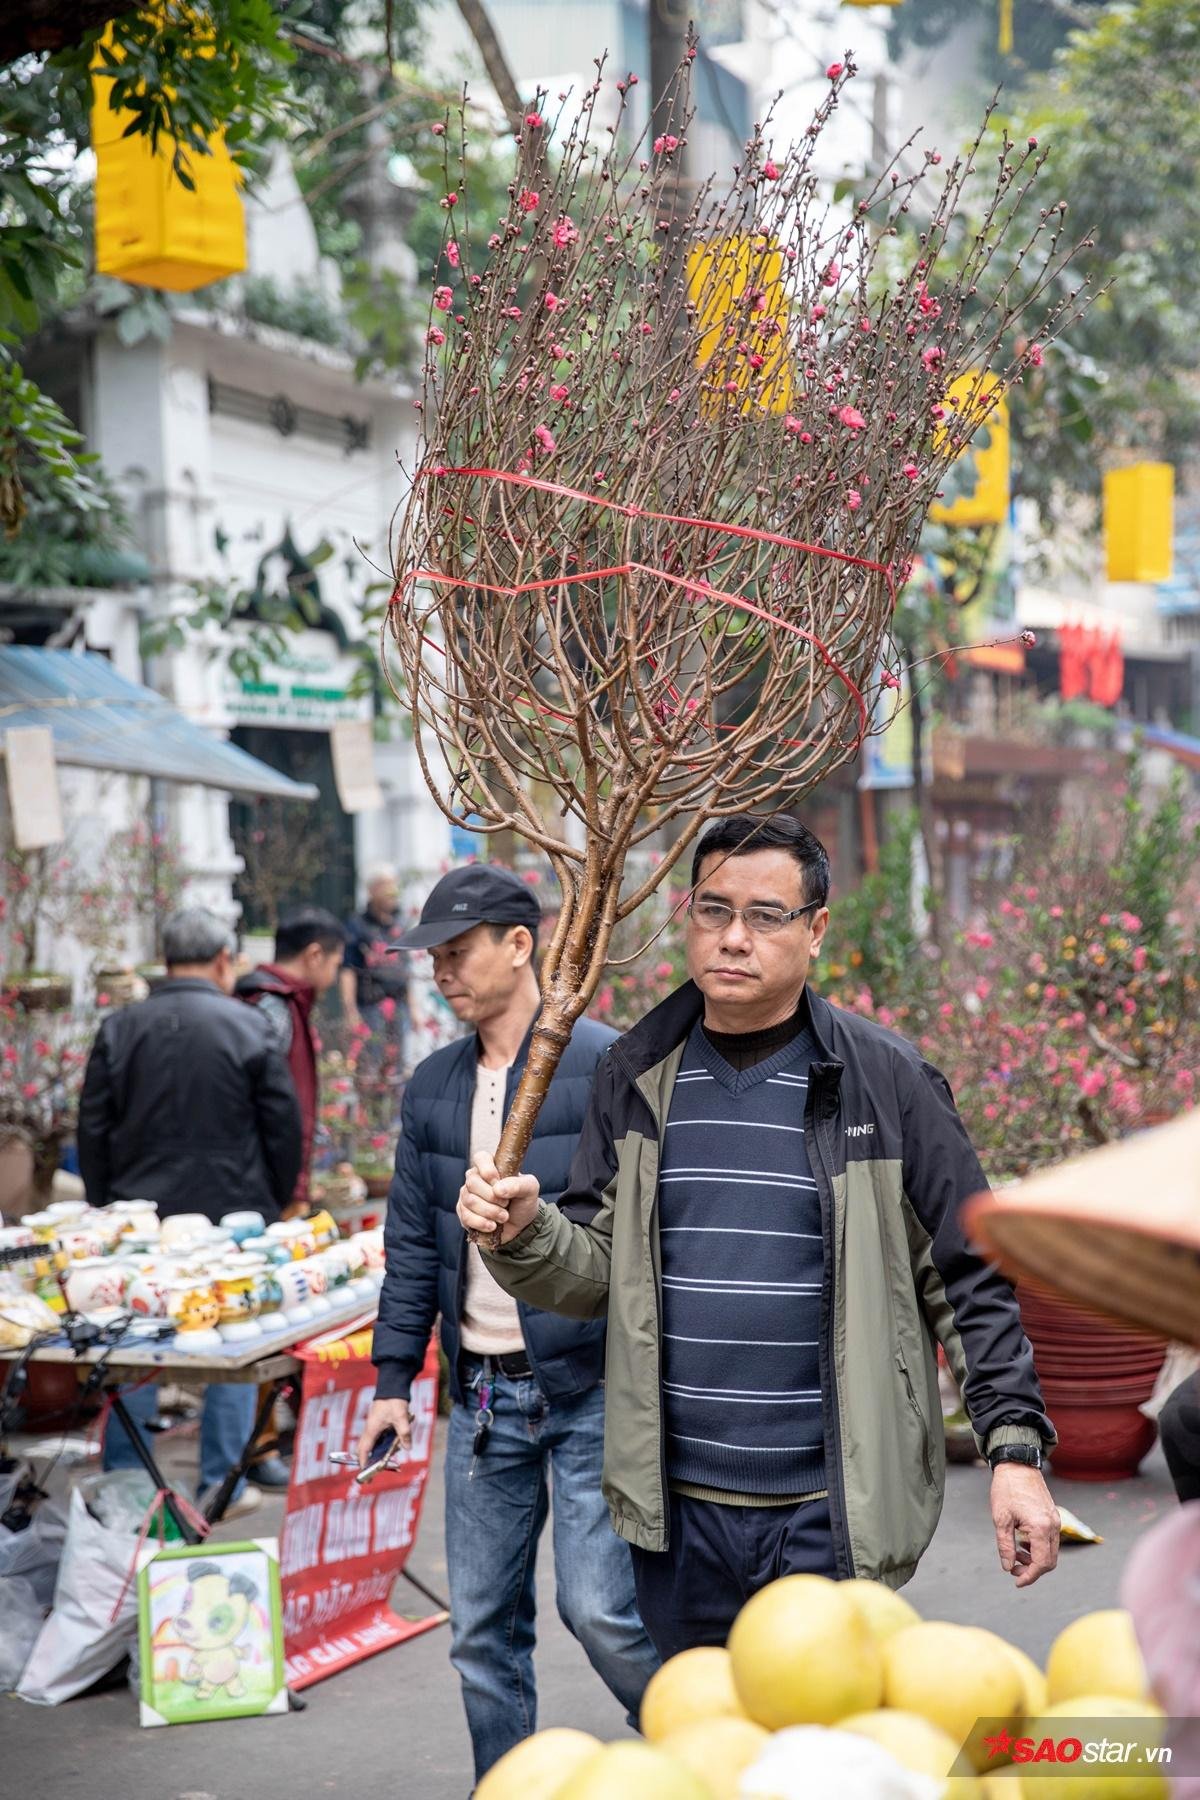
237,906,347,1215
236,906,347,1488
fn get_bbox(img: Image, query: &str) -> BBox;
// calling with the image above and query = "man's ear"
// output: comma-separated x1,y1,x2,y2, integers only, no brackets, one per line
809,907,830,956
511,925,535,969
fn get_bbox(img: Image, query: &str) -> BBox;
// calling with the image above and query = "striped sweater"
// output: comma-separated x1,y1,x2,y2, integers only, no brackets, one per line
659,1020,825,1498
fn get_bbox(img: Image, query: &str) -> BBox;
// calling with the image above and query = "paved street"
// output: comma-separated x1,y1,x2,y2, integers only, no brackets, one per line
3,1421,1177,1800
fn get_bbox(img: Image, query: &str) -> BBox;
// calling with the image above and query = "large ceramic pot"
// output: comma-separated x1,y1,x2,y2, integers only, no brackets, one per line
1017,1278,1167,1481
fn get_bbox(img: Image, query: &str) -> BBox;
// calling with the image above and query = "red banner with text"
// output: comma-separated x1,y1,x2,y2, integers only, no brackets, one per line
281,1328,445,1689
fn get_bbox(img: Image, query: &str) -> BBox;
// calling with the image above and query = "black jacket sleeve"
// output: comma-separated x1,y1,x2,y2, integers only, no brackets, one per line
371,1085,442,1401
76,1028,115,1206
251,1038,303,1212
899,1054,1054,1451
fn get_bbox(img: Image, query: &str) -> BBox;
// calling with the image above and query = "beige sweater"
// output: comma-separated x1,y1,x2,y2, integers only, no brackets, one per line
459,1061,525,1355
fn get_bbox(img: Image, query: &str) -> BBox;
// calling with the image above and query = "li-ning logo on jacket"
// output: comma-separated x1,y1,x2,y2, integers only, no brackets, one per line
846,1122,875,1138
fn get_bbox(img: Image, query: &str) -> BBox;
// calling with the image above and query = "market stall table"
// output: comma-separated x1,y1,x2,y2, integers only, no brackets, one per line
1,1291,381,1543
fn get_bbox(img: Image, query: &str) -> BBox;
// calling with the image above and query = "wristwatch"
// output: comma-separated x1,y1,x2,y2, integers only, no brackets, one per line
988,1442,1044,1472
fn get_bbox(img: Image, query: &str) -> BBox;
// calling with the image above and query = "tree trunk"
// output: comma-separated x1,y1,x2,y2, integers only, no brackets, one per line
454,0,524,135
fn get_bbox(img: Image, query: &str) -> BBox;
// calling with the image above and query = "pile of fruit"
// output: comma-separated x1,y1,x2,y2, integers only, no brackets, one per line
477,1575,1166,1799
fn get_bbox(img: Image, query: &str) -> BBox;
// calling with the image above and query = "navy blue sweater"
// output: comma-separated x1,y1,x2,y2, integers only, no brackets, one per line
659,1022,825,1497
371,1015,615,1405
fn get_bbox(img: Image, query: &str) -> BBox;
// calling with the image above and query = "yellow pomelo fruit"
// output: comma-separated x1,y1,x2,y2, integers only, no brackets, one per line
727,1573,884,1729
882,1622,1024,1772
989,1639,1048,1718
981,1773,1025,1794
1019,1695,1167,1800
475,1728,600,1800
658,1717,769,1800
553,1740,714,1800
841,1579,922,1644
840,1707,984,1796
641,1646,748,1742
1045,1611,1148,1706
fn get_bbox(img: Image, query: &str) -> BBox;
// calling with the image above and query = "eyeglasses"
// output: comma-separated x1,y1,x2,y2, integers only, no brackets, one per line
687,899,823,936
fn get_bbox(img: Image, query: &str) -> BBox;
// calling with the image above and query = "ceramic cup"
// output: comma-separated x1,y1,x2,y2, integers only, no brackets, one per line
58,1225,113,1261
274,1260,315,1324
218,1210,265,1246
166,1276,223,1350
353,1229,385,1271
244,1260,286,1332
106,1200,159,1236
307,1209,338,1249
339,1235,375,1301
160,1212,211,1248
239,1235,292,1267
294,1255,332,1314
213,1264,261,1341
44,1199,89,1225
64,1256,129,1314
21,1211,62,1244
320,1244,352,1290
126,1263,173,1318
265,1218,311,1260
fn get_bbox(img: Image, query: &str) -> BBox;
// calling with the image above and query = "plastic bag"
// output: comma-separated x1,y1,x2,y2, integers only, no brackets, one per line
82,1470,183,1543
0,1576,45,1692
16,1485,144,1705
0,1492,69,1607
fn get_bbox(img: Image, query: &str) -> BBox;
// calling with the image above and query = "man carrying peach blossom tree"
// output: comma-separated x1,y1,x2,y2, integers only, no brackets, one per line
458,814,1060,1659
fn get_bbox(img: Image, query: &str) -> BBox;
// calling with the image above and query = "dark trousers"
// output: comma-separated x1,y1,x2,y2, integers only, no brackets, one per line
1160,1373,1200,1504
629,1489,837,1661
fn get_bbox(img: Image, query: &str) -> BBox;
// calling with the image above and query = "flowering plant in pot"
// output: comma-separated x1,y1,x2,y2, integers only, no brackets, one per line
316,1031,401,1202
0,997,94,1205
821,766,1199,1477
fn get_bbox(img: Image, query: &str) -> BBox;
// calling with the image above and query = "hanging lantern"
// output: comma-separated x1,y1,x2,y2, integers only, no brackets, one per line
91,28,246,292
1103,463,1174,584
687,237,793,416
929,371,1011,528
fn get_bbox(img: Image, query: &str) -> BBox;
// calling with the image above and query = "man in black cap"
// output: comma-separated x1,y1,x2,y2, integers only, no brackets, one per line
356,865,658,1784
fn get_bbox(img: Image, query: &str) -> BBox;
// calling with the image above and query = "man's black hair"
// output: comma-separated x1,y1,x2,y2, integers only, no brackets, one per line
690,813,831,909
275,906,348,962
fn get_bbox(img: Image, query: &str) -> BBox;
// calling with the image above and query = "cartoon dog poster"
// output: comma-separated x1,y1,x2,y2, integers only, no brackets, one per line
136,1539,287,1726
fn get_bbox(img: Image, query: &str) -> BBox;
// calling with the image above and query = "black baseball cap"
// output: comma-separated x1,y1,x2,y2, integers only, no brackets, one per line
394,865,543,951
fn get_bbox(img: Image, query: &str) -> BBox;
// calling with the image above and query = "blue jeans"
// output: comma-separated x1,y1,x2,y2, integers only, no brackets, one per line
445,1362,660,1783
103,1383,257,1499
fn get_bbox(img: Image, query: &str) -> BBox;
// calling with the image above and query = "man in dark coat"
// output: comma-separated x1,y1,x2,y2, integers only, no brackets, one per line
356,865,658,1784
236,904,347,1215
78,907,301,1223
78,907,301,1516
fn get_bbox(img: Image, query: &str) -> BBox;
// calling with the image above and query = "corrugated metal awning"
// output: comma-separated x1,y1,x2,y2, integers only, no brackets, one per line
1132,722,1200,773
0,648,318,800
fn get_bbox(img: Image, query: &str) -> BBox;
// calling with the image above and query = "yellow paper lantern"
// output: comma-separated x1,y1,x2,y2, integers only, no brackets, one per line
686,236,792,416
929,371,1010,529
91,32,245,292
1103,463,1174,584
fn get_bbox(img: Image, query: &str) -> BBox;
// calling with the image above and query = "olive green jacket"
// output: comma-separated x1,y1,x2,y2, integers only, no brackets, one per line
487,982,1053,1584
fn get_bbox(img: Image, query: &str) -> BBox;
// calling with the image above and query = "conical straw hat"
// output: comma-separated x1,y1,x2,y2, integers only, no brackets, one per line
962,1109,1200,1349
